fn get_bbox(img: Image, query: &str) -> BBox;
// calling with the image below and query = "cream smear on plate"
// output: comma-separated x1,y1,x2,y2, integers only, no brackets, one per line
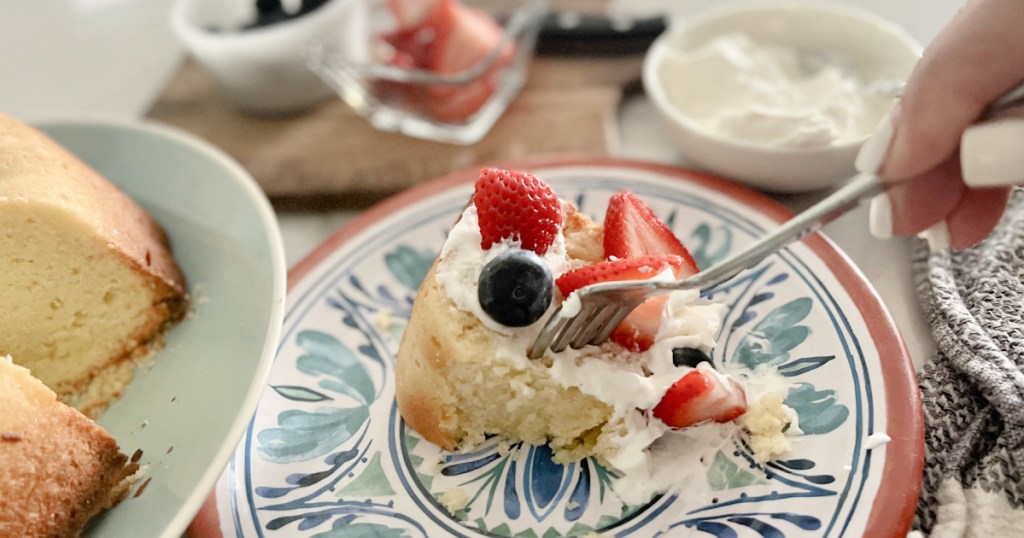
433,203,799,504
659,33,886,148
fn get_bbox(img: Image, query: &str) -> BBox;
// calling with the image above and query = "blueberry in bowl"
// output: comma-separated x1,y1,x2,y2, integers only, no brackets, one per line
244,0,333,30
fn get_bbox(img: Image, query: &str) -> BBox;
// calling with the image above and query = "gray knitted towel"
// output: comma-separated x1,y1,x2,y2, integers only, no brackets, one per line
912,188,1024,537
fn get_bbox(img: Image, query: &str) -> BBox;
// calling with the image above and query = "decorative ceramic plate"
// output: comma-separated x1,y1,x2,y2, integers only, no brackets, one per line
191,157,922,538
35,119,287,538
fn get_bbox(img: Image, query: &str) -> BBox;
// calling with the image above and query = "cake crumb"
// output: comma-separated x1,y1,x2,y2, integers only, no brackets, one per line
191,283,208,306
1,432,22,442
440,487,468,514
428,454,447,472
742,392,796,463
132,477,152,498
130,448,144,463
373,308,395,332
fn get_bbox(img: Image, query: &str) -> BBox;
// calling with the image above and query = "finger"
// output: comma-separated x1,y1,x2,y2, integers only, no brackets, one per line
883,0,1024,181
887,153,966,236
946,186,1013,249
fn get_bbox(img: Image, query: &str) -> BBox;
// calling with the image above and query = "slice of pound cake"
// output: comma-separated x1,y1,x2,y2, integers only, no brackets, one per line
396,169,793,502
0,114,187,416
0,356,139,538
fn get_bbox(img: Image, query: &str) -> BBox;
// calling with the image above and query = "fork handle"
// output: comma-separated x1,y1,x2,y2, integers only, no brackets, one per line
667,173,889,292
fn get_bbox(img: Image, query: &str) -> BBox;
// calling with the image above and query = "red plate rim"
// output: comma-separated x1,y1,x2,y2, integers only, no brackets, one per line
190,154,923,538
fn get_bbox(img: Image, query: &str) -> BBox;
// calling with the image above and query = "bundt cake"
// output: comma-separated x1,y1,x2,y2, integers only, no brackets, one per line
0,113,187,417
0,113,188,535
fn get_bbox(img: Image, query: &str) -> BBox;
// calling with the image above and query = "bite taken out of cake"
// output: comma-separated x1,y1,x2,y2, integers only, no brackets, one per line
0,113,188,417
395,168,796,503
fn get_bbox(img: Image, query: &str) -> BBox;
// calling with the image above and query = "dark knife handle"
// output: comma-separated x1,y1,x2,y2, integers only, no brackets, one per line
535,12,667,56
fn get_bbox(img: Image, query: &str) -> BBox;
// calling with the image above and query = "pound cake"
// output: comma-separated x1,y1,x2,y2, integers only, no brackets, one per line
0,114,188,534
0,114,187,416
396,169,791,501
0,356,139,537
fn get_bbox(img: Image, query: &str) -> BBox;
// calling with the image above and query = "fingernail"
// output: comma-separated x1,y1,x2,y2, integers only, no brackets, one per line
869,194,893,239
856,107,897,174
917,221,949,251
961,118,1024,187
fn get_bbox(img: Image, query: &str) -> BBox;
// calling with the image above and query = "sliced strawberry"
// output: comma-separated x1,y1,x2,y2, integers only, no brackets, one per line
603,191,699,275
382,0,451,67
426,3,511,122
474,168,562,255
653,368,748,429
554,255,685,352
381,0,511,122
382,27,434,67
554,255,684,298
610,295,669,352
387,0,448,32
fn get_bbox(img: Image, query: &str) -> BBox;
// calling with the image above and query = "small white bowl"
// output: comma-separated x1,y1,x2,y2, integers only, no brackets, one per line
643,1,921,192
171,0,369,115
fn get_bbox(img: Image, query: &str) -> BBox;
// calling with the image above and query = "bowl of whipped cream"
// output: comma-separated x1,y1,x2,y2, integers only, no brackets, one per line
643,1,921,192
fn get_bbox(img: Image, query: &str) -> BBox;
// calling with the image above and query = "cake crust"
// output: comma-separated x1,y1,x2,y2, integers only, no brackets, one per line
0,359,138,538
395,260,461,450
0,114,185,295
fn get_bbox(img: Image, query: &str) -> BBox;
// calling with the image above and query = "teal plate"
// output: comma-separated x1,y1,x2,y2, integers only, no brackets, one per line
36,119,287,538
192,157,921,537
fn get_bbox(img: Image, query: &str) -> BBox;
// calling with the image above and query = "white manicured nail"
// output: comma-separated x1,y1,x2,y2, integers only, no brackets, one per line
918,221,949,251
961,118,1024,187
869,194,893,239
856,109,896,174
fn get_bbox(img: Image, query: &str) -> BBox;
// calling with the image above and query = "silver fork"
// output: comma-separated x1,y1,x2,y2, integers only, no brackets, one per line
532,78,1024,356
527,80,1024,360
527,172,891,360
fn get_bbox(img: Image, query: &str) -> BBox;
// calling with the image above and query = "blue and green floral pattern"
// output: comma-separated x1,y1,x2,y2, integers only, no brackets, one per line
214,166,895,537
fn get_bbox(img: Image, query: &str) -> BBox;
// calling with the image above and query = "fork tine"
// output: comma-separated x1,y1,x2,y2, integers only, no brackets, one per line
528,307,568,359
569,302,616,349
590,299,638,345
551,300,600,353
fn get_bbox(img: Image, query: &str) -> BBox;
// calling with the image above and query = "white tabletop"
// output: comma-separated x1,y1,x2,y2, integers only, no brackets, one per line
0,0,965,369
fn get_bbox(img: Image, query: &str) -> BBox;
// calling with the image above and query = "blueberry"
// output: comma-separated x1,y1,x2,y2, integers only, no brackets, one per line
672,347,712,368
244,0,333,30
478,249,553,327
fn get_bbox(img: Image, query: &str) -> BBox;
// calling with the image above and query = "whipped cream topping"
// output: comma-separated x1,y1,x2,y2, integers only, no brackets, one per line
435,204,573,336
659,33,887,148
433,203,795,505
435,205,725,413
865,432,891,450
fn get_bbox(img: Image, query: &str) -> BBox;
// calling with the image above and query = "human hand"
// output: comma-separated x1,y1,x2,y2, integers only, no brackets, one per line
855,0,1024,249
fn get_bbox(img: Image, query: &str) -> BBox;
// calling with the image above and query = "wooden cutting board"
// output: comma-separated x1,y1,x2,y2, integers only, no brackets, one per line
145,54,645,207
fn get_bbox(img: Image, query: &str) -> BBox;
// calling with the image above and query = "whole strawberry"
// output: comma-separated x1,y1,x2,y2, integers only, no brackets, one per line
473,168,562,255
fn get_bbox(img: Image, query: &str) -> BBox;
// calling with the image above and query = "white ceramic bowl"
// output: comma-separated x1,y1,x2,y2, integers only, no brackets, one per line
171,0,369,114
643,1,921,192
